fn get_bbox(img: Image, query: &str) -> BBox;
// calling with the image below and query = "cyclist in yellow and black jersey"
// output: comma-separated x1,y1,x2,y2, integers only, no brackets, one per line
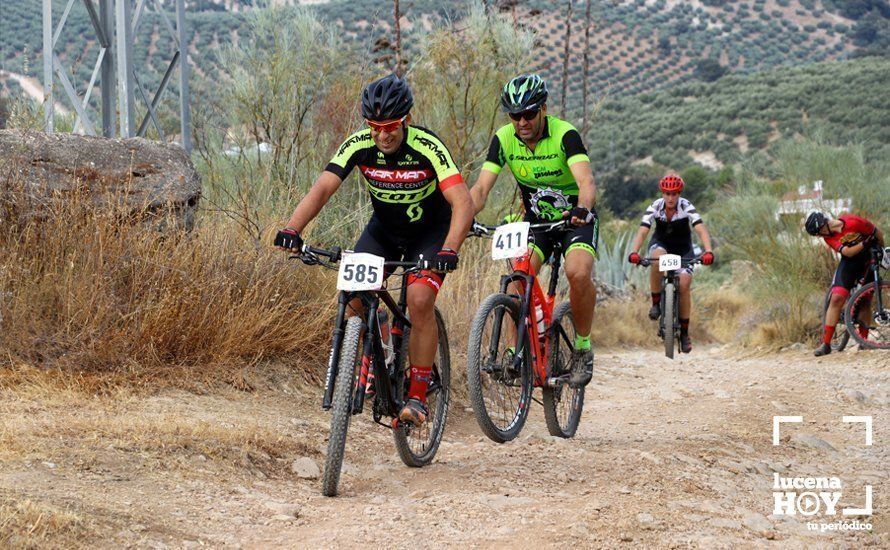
275,74,474,427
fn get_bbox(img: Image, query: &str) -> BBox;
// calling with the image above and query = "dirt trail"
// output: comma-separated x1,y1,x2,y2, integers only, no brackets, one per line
1,347,887,548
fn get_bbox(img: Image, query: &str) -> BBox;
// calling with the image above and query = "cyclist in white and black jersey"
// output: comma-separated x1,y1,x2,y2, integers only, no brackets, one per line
627,174,714,353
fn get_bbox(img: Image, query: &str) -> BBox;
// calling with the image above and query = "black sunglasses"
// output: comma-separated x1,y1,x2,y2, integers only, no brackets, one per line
508,108,540,122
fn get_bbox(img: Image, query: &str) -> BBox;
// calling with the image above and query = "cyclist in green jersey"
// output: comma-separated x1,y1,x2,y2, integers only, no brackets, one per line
470,74,599,388
275,74,474,426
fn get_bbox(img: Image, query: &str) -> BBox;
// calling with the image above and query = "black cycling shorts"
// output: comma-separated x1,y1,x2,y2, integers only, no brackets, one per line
831,253,869,293
527,218,599,263
647,238,695,275
354,217,449,288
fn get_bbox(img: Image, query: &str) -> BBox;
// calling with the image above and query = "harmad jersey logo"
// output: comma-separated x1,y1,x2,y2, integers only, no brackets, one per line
414,135,451,168
518,164,530,179
337,132,371,156
360,166,433,183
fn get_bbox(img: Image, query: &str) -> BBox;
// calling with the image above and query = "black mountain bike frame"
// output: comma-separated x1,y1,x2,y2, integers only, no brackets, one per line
299,247,421,424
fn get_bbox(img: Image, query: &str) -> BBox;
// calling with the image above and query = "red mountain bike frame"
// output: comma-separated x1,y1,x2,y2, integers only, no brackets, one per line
499,246,565,387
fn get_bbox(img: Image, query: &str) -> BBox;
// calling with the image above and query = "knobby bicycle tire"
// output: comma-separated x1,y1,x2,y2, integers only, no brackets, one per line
321,316,363,497
393,308,451,467
542,301,585,438
467,293,532,443
663,283,675,359
845,281,890,350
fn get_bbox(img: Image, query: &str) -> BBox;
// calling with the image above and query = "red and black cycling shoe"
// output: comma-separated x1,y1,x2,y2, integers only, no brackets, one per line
399,398,428,427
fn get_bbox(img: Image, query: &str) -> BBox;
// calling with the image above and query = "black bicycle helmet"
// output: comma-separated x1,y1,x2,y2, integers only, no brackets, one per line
501,74,548,114
805,211,828,236
361,74,413,121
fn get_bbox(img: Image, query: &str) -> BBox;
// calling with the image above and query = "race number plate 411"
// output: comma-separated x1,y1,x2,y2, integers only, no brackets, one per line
658,254,682,272
492,222,530,260
337,252,385,291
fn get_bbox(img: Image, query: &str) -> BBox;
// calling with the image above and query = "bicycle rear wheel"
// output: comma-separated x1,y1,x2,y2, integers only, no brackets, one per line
393,308,451,467
663,283,675,359
321,316,363,497
845,282,890,349
822,288,850,351
467,293,532,443
542,301,585,438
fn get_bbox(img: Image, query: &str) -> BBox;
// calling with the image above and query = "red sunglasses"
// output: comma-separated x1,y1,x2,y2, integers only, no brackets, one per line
366,115,407,133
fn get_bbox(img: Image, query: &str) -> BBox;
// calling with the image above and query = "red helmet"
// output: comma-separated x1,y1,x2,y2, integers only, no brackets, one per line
659,174,684,193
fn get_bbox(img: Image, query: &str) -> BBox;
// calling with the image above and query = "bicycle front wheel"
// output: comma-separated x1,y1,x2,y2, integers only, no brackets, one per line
542,301,585,438
321,316,363,497
845,281,890,349
822,288,850,352
467,293,532,443
393,308,451,467
663,283,675,359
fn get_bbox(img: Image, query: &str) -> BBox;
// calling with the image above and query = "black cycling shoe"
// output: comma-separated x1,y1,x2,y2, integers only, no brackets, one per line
814,343,832,357
648,304,661,320
569,349,594,388
680,335,692,354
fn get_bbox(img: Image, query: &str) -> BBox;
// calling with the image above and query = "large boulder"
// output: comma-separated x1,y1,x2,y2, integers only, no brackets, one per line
0,130,200,230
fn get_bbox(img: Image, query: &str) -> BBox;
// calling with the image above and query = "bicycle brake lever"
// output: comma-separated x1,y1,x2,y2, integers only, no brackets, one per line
301,254,320,266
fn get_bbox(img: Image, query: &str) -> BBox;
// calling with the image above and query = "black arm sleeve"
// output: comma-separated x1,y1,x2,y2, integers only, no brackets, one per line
484,135,505,167
562,129,588,158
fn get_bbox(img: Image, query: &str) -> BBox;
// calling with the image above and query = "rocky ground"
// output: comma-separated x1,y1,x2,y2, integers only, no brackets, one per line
1,346,887,548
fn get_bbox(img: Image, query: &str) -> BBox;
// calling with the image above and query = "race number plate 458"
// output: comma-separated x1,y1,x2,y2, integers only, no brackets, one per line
337,253,385,291
492,222,530,260
658,254,682,272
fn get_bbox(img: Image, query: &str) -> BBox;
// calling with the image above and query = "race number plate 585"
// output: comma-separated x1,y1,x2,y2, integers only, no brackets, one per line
337,253,385,290
658,254,682,272
492,222,530,260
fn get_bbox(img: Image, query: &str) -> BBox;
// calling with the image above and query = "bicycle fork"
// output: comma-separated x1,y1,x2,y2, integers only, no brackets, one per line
322,293,351,410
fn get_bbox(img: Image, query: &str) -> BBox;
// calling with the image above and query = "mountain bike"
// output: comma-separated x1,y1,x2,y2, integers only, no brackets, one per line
638,254,703,359
843,245,890,349
293,244,450,497
466,220,585,442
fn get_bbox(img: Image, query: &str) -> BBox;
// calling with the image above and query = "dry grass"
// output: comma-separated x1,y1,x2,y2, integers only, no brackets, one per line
0,174,332,377
0,497,98,550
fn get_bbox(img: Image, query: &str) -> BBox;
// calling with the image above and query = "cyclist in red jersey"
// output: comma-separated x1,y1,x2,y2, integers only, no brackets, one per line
274,74,474,425
805,211,885,356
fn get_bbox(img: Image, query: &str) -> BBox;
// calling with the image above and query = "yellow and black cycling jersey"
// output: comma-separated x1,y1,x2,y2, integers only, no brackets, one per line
325,125,463,237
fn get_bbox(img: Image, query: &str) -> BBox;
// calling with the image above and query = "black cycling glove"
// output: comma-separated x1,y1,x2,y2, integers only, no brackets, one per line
274,228,303,251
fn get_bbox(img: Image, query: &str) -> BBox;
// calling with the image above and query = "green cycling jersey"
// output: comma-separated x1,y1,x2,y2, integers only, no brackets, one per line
482,115,590,222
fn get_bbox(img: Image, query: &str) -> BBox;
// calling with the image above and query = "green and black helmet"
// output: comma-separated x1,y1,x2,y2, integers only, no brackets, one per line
500,74,548,114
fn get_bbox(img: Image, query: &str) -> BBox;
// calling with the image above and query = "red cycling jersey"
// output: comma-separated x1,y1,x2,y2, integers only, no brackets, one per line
823,214,875,254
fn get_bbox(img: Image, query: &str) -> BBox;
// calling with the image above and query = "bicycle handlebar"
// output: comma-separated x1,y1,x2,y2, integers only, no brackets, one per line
290,244,431,272
638,256,704,268
468,219,573,238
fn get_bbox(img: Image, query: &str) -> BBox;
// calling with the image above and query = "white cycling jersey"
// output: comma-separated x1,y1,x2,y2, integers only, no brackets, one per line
640,197,702,252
